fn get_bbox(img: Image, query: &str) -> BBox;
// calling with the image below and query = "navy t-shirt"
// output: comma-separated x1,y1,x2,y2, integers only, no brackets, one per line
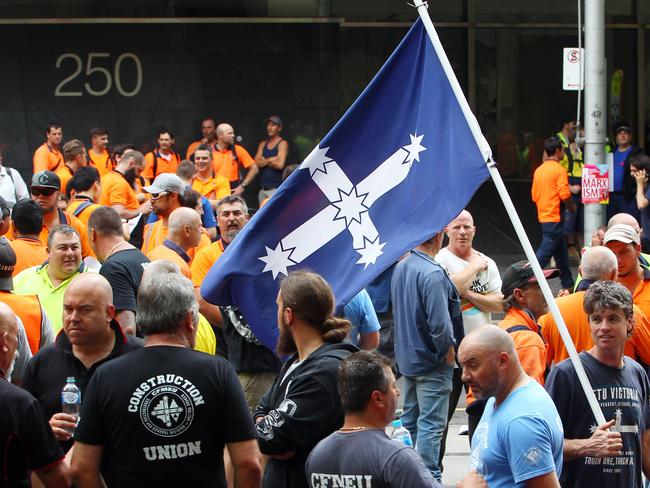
545,352,650,488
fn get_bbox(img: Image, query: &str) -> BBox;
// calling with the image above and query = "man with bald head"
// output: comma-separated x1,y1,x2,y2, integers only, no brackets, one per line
22,273,142,454
147,207,202,279
435,209,502,464
0,302,70,487
460,324,563,487
213,123,258,195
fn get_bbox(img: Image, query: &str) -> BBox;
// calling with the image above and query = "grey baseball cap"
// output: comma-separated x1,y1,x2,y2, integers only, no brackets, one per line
143,173,185,195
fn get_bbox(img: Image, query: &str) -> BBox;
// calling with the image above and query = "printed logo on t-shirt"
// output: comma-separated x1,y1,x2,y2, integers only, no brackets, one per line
128,374,205,438
524,447,541,465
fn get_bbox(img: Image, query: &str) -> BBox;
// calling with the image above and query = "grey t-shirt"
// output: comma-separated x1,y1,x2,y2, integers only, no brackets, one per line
305,428,438,488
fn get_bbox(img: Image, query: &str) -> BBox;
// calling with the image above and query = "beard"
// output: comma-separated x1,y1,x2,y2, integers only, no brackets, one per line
276,322,297,356
124,168,137,186
223,228,240,242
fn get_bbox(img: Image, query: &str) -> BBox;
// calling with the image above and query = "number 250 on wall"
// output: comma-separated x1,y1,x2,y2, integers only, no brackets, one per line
55,52,142,97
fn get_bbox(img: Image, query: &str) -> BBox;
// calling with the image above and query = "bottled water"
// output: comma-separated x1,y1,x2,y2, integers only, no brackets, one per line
61,376,81,433
390,419,413,447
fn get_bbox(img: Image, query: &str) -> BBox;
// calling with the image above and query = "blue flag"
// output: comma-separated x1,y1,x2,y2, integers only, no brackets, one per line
201,19,491,351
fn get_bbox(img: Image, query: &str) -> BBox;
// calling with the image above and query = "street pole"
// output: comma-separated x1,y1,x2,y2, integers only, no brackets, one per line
583,0,607,243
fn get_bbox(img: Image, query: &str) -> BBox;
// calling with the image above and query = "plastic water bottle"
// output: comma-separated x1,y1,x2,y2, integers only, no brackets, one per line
61,377,81,433
390,419,413,447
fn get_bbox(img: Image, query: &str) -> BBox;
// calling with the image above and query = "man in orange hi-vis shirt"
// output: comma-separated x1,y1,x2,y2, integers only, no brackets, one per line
141,130,181,184
55,139,87,196
186,117,218,160
531,136,576,292
213,123,258,195
33,123,63,173
87,127,113,178
147,207,202,280
191,144,231,209
540,245,650,368
9,171,93,258
465,260,559,443
140,173,185,254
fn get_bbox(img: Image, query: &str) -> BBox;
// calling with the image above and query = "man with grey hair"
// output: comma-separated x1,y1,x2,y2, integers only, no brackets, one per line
541,246,650,367
71,272,262,487
546,280,650,487
0,302,70,487
460,324,563,487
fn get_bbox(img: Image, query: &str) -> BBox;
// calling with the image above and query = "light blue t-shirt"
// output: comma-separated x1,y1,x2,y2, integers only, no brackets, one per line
470,380,564,487
343,289,381,346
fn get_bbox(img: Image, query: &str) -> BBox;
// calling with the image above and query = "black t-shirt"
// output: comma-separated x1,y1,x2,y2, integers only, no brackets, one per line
99,248,150,312
545,352,650,488
22,320,143,452
220,306,282,373
306,429,437,487
75,346,256,488
0,379,63,485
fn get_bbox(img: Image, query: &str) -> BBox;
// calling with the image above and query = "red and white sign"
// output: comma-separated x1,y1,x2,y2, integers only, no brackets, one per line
563,48,584,91
581,165,609,204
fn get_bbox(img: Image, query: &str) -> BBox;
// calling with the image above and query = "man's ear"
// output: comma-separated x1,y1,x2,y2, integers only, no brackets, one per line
284,307,294,325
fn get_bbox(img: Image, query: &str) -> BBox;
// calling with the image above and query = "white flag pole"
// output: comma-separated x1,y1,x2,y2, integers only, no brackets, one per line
412,0,606,425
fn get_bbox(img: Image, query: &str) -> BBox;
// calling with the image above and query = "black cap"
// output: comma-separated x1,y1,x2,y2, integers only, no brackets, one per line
0,238,16,291
613,121,633,134
501,260,560,297
31,170,61,190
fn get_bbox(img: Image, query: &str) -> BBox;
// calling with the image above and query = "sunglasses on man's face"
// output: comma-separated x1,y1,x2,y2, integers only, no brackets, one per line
32,187,57,197
149,192,169,201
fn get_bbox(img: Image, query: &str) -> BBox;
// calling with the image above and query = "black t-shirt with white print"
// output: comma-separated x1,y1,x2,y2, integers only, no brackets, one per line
545,351,650,488
75,346,255,487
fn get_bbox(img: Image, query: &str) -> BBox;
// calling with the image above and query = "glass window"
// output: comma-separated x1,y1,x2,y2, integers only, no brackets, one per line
332,0,466,23
339,26,466,114
474,0,580,23
476,28,579,178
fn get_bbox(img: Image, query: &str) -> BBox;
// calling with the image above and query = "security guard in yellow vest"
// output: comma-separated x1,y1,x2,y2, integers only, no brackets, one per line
556,115,583,258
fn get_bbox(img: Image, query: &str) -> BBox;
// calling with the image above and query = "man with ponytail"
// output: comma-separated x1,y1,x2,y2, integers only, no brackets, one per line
254,271,357,488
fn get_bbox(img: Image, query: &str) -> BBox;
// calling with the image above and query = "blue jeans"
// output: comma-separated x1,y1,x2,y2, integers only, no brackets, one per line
401,362,453,482
536,222,573,289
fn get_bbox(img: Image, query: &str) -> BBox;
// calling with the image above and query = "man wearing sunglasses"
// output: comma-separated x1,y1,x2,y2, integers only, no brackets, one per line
141,173,185,255
7,171,92,259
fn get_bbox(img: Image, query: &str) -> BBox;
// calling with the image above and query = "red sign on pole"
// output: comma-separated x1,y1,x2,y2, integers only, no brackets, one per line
581,165,609,204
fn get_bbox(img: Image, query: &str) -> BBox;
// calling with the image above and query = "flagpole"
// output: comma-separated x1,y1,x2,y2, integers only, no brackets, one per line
412,0,606,425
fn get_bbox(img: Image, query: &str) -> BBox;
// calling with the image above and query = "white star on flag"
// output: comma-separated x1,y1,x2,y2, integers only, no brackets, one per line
356,236,387,269
300,146,332,176
403,133,426,163
331,187,369,227
259,243,295,279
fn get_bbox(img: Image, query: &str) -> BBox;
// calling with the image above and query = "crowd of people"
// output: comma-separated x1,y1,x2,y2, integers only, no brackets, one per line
1,115,650,488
